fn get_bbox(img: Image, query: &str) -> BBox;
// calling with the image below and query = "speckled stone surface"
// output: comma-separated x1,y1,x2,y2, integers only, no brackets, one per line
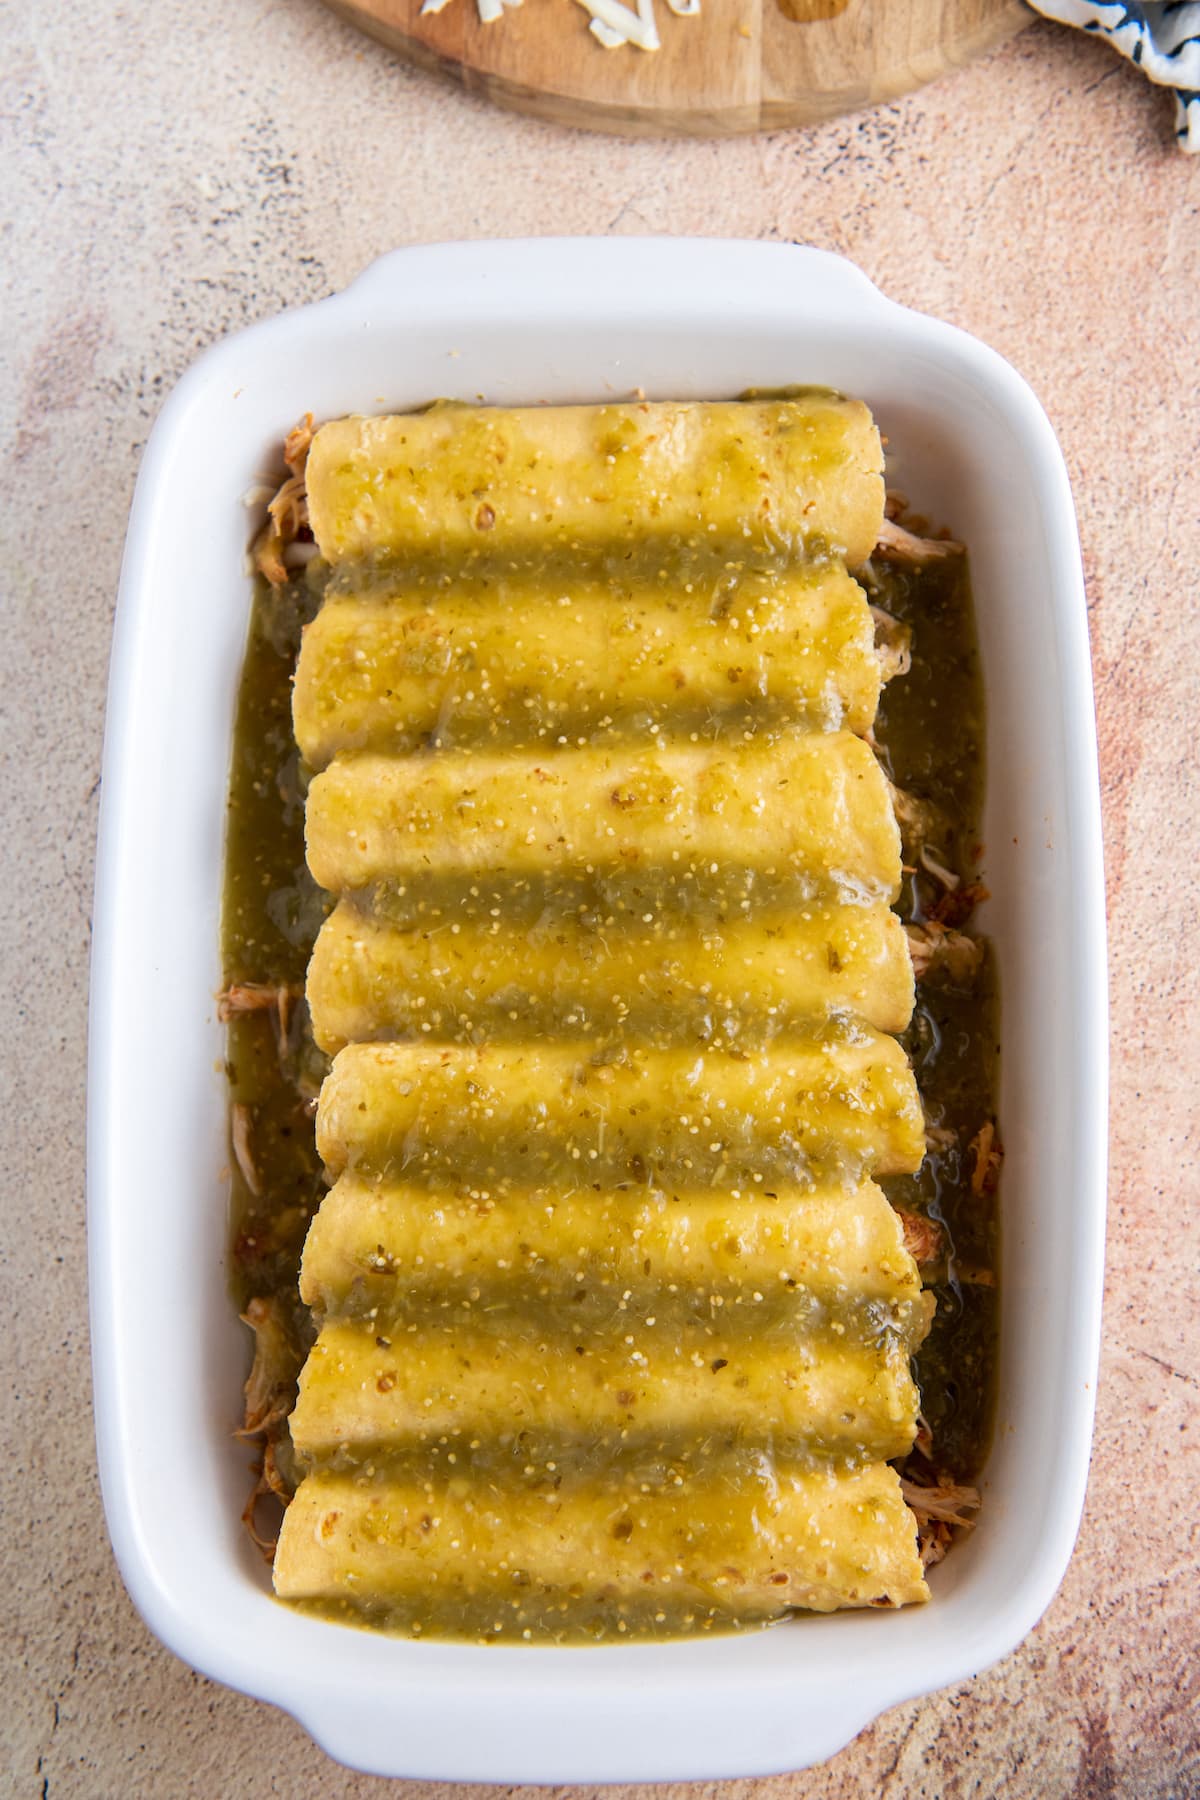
3,7,1199,1796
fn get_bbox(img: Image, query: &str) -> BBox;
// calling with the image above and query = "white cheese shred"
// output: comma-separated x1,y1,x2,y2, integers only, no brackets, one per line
589,20,627,47
420,0,697,49
575,0,661,50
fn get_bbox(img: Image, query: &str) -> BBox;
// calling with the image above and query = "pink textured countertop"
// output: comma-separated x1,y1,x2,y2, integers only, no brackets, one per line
3,6,1198,1795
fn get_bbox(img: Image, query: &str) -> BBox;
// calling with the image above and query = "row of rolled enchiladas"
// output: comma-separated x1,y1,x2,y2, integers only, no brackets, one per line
262,394,957,1637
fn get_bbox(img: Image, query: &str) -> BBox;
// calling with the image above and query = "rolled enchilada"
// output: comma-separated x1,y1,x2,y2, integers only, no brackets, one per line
314,1035,926,1187
274,1460,929,1626
306,896,915,1055
288,1311,926,1462
304,396,885,571
270,393,939,1640
293,559,882,767
299,1174,923,1313
305,729,900,901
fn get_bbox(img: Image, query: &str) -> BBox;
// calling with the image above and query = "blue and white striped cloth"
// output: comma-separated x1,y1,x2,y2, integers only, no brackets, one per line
1029,2,1200,148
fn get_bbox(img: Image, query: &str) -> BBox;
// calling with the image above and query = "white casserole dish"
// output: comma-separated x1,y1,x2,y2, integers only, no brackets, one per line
89,238,1106,1782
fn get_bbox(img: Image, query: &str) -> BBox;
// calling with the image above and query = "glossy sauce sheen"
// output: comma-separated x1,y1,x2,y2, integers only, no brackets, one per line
223,399,997,1641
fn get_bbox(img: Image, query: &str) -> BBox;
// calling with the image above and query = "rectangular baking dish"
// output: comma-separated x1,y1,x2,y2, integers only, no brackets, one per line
88,237,1106,1782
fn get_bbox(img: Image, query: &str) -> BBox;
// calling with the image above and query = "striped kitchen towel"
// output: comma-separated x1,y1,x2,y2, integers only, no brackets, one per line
1029,2,1199,147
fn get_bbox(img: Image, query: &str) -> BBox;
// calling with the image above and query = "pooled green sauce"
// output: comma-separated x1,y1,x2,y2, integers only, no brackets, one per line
870,552,999,1480
222,573,327,1324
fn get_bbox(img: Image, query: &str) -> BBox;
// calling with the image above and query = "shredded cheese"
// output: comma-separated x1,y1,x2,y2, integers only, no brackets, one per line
419,0,700,49
578,0,659,50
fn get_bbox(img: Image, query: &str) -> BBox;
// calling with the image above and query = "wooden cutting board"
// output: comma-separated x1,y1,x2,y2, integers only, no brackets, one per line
320,0,1030,136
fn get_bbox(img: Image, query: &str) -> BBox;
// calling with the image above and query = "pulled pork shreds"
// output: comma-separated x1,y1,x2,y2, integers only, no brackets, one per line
901,1475,982,1529
906,919,984,982
875,515,964,565
901,1470,981,1570
219,981,290,1021
929,878,990,930
283,413,314,475
242,1440,295,1564
230,1101,261,1197
918,843,960,891
925,1122,958,1154
900,1405,982,1569
242,1474,279,1562
969,1120,1004,1197
252,412,314,587
871,605,913,680
238,1296,297,1436
219,981,301,1055
253,531,289,589
896,1207,944,1267
887,780,949,856
238,1296,305,1562
269,473,307,541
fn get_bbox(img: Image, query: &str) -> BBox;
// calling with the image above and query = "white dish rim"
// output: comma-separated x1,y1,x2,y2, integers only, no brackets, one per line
88,236,1107,1782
